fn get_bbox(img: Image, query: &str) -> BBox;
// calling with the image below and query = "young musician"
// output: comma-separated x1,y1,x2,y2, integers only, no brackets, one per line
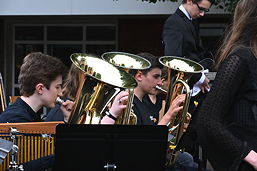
0,52,73,170
0,52,73,123
131,52,202,171
45,63,80,121
197,0,257,170
131,52,184,126
142,67,169,123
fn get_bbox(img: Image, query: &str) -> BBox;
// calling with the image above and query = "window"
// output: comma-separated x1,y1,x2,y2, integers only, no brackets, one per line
200,27,225,56
12,23,117,95
86,26,116,41
15,26,44,40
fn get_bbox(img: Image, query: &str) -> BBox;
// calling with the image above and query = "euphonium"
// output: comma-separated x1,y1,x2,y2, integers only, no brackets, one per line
159,56,203,166
68,53,137,124
101,52,151,125
0,73,7,112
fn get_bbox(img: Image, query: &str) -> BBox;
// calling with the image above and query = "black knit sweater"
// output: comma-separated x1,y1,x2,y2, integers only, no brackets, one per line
197,48,257,171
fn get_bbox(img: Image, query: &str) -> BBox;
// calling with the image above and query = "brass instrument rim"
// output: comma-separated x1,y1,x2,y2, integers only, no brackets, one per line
102,51,142,125
70,53,137,89
159,56,204,74
101,51,151,70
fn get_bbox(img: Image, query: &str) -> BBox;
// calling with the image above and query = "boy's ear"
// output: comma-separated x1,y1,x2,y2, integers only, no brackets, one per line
135,71,143,82
35,83,44,94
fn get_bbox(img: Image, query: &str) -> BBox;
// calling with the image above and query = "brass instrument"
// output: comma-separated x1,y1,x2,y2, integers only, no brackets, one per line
68,53,137,124
0,73,7,112
55,97,64,105
101,52,151,125
159,56,203,166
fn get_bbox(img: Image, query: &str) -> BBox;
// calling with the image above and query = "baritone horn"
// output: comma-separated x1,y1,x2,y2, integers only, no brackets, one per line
159,56,203,166
101,52,151,125
68,53,137,124
0,73,7,112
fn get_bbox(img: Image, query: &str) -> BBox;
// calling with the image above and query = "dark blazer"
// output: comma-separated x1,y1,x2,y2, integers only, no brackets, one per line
163,8,212,88
163,8,205,62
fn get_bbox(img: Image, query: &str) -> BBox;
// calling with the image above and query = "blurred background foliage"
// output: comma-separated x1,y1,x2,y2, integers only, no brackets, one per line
140,0,239,12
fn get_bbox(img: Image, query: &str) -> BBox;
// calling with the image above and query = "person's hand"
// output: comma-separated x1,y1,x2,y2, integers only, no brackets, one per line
158,94,185,125
199,76,210,93
244,150,257,170
100,91,129,124
60,100,74,122
109,91,129,118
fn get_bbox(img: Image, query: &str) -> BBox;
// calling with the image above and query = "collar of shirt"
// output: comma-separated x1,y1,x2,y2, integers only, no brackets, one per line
179,4,192,20
17,97,42,121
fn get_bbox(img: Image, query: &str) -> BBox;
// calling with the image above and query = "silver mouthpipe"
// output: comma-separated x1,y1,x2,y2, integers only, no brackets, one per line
56,97,64,105
155,85,167,94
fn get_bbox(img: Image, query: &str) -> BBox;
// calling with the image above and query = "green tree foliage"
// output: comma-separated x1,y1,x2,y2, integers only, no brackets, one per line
140,0,239,12
214,0,238,12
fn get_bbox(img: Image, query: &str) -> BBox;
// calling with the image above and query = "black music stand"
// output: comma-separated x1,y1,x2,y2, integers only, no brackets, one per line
53,124,168,171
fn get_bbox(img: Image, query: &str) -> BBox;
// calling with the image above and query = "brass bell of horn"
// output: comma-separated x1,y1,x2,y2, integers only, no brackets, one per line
101,52,151,125
159,56,203,166
68,53,137,124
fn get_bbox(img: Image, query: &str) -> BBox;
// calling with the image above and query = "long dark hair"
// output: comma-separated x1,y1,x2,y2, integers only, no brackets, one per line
62,64,82,100
215,0,257,68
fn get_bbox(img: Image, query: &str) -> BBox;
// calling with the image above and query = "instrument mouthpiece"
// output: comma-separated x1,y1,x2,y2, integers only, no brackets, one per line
56,97,64,104
155,85,167,93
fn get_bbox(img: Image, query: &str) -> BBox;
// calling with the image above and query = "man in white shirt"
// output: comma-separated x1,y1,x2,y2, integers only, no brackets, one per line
162,0,215,170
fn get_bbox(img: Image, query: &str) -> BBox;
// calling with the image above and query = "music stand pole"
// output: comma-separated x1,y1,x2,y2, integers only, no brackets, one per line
104,163,117,171
9,127,24,171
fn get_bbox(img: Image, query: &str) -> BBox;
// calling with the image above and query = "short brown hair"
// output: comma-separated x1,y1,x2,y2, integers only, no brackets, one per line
18,52,67,96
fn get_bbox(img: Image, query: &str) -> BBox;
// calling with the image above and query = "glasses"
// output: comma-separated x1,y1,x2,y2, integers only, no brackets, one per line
195,3,209,13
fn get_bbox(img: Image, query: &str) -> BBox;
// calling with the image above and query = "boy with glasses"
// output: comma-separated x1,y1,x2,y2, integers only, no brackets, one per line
162,0,215,89
163,0,215,67
162,0,215,170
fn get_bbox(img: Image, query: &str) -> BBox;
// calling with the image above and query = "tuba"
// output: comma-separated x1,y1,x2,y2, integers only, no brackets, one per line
68,53,137,124
101,52,151,125
159,56,203,166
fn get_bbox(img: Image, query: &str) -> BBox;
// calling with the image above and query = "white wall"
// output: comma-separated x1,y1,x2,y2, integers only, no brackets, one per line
0,0,224,15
